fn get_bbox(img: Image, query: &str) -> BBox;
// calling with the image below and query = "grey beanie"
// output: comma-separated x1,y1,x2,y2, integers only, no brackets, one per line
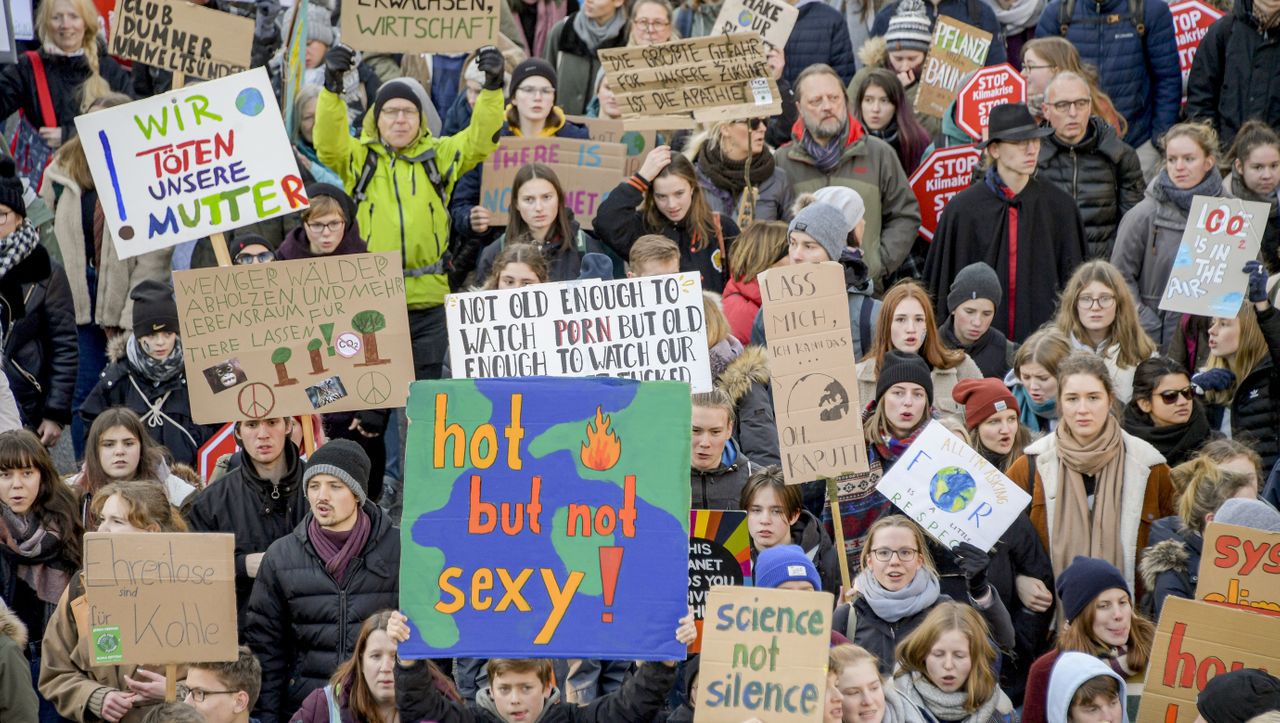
946,262,1002,313
1214,498,1280,532
788,202,851,262
306,5,334,47
303,439,370,505
813,186,866,232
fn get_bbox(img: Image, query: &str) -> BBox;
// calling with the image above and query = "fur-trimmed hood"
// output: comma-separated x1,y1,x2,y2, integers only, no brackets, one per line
857,36,888,71
106,331,129,364
1139,538,1191,592
0,601,28,648
717,345,771,407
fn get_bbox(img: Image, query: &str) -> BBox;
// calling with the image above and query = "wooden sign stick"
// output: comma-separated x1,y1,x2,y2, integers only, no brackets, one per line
165,663,178,702
826,477,852,592
300,414,317,455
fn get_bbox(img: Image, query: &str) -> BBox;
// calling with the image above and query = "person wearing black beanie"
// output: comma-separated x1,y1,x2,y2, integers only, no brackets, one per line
1197,669,1280,723
862,350,935,475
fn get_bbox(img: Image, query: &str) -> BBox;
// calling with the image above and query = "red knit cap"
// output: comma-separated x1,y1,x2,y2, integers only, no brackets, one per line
952,378,1019,431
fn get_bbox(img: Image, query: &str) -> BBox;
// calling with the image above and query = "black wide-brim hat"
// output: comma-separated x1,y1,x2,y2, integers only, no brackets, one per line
977,103,1055,149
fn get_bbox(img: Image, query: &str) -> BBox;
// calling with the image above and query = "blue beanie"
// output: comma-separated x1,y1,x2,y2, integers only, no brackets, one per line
756,544,822,591
1055,556,1129,623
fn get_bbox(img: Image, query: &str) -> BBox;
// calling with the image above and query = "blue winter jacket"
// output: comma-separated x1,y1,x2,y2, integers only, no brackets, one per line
871,0,1007,66
784,1,858,86
1035,0,1181,147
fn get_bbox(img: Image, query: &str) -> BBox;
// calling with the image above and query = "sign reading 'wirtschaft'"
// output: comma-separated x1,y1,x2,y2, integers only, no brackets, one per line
341,0,499,54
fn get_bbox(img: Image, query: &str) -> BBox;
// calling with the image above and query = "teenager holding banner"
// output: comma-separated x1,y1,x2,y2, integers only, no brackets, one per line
1052,260,1156,404
893,602,1017,723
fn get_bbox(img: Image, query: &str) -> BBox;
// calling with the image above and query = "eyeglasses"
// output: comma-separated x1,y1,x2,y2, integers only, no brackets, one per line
380,107,417,119
870,547,918,562
1049,98,1092,114
1077,294,1116,310
635,18,671,29
1023,62,1056,71
1156,387,1195,404
179,685,239,703
306,220,345,234
731,118,766,130
234,250,275,265
516,86,555,98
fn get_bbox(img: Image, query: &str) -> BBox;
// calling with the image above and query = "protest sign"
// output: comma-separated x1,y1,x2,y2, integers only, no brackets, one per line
759,262,870,490
1139,597,1280,723
0,0,15,63
916,17,993,118
282,0,310,139
12,0,32,40
74,67,307,259
8,117,53,193
1195,522,1280,615
689,510,752,653
173,252,414,424
712,0,798,53
1158,196,1270,318
696,586,833,723
197,423,237,483
109,0,253,80
478,137,627,230
83,532,237,666
877,420,1032,552
445,272,713,392
567,115,657,177
909,145,980,241
1171,1,1223,92
341,0,498,53
599,34,782,123
956,64,1025,141
398,378,691,659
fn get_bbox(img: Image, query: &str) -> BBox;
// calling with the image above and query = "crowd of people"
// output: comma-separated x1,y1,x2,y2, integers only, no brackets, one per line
1,0,1280,720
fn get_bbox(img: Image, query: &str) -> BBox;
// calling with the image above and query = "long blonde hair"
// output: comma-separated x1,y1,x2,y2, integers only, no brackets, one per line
896,603,1001,712
1171,457,1255,534
1202,304,1267,406
728,221,787,283
1054,260,1156,367
37,0,112,112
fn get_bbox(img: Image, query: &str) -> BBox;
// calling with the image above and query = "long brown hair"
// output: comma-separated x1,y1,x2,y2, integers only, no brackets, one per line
896,602,1000,712
330,611,459,719
36,0,112,112
51,92,131,191
643,154,717,253
90,481,188,532
1203,303,1267,406
853,69,930,176
80,408,168,496
728,221,787,283
869,281,965,371
1054,260,1156,367
0,430,83,567
1022,38,1126,137
506,163,575,255
1056,589,1155,672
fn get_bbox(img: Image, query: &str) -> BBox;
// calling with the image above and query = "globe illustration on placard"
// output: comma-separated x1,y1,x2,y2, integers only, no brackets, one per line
621,131,646,156
235,88,266,117
930,466,977,512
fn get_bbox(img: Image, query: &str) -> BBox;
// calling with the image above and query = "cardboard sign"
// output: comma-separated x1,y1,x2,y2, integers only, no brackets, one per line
712,0,798,53
566,115,657,178
696,586,833,723
12,0,32,40
1196,522,1280,615
9,117,53,193
109,0,253,80
956,64,1025,141
759,262,870,489
83,532,237,666
445,272,713,392
599,34,782,123
282,0,310,140
1139,597,1280,723
74,67,307,259
173,252,415,424
341,0,498,53
909,145,980,241
689,510,753,653
916,17,993,119
477,137,628,230
0,0,16,64
1171,1,1224,90
398,378,692,659
197,423,237,482
1158,196,1270,318
877,420,1032,552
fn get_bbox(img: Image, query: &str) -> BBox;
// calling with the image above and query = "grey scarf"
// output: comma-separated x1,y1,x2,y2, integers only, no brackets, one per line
572,9,626,52
856,567,941,623
126,334,185,385
1156,168,1223,214
895,671,1008,723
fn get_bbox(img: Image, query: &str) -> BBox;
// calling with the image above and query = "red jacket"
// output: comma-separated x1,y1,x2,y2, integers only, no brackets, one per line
722,276,762,344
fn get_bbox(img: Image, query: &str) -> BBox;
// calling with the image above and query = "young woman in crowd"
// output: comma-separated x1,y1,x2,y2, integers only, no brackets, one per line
0,430,83,721
1053,260,1156,403
739,468,841,595
628,0,677,45
722,221,788,343
1195,261,1280,472
1121,356,1211,469
893,602,1017,723
1008,328,1073,435
685,118,793,227
544,0,630,116
481,244,552,291
1020,38,1124,134
1021,557,1155,723
942,263,1017,380
830,643,925,723
705,294,778,466
852,69,931,176
1007,352,1175,591
1139,456,1258,620
953,378,1032,473
475,164,601,283
69,408,196,526
1112,122,1227,349
597,146,740,293
1223,120,1280,273
292,85,345,187
856,281,982,417
852,1,938,137
39,480,185,723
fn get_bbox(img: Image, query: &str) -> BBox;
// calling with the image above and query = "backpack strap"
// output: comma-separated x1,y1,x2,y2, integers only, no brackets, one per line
351,150,380,203
25,51,58,129
323,684,342,723
1130,0,1146,36
1058,0,1075,34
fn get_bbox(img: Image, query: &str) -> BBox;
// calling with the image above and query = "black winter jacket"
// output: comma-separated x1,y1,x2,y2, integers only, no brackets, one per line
843,588,1015,675
1138,516,1200,622
246,505,401,723
185,443,308,627
691,444,755,511
716,345,779,467
1205,305,1280,472
3,246,77,427
1035,118,1145,259
0,48,132,141
941,318,1016,380
1185,0,1280,149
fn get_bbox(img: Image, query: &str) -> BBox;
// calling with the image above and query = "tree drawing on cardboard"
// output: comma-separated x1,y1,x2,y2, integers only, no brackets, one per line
272,347,297,386
307,338,327,374
353,310,391,366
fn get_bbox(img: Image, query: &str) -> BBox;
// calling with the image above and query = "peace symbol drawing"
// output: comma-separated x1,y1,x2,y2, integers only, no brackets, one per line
357,372,392,406
237,383,276,419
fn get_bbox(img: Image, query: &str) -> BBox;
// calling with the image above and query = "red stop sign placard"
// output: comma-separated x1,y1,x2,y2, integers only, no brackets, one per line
909,145,981,241
1171,0,1223,86
956,64,1027,141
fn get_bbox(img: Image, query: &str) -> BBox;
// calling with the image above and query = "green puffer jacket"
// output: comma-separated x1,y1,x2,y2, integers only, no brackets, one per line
314,87,505,309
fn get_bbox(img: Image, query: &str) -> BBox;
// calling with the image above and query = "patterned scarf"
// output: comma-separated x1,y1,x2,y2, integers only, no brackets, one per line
800,123,849,174
0,506,71,604
0,220,40,279
126,334,185,385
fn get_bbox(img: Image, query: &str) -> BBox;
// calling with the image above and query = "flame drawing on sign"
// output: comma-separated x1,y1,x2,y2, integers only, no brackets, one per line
580,407,622,471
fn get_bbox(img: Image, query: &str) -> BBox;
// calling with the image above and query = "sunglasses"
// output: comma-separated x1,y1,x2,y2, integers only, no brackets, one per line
234,250,275,265
732,118,766,130
1156,387,1194,404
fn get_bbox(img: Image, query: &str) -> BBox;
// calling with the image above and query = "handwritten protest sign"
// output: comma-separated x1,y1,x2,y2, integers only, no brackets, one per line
759,262,870,490
567,115,656,178
173,252,414,424
956,64,1025,141
1158,196,1270,318
83,532,237,666
8,117,53,193
1171,0,1223,93
282,0,310,139
1139,597,1280,723
341,0,498,53
599,34,782,123
478,137,627,230
916,17,993,118
446,272,713,392
1195,522,1280,615
910,145,980,241
877,420,1032,552
398,378,691,659
712,0,797,53
109,0,253,80
74,67,308,259
697,586,833,722
0,0,15,63
689,510,752,653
